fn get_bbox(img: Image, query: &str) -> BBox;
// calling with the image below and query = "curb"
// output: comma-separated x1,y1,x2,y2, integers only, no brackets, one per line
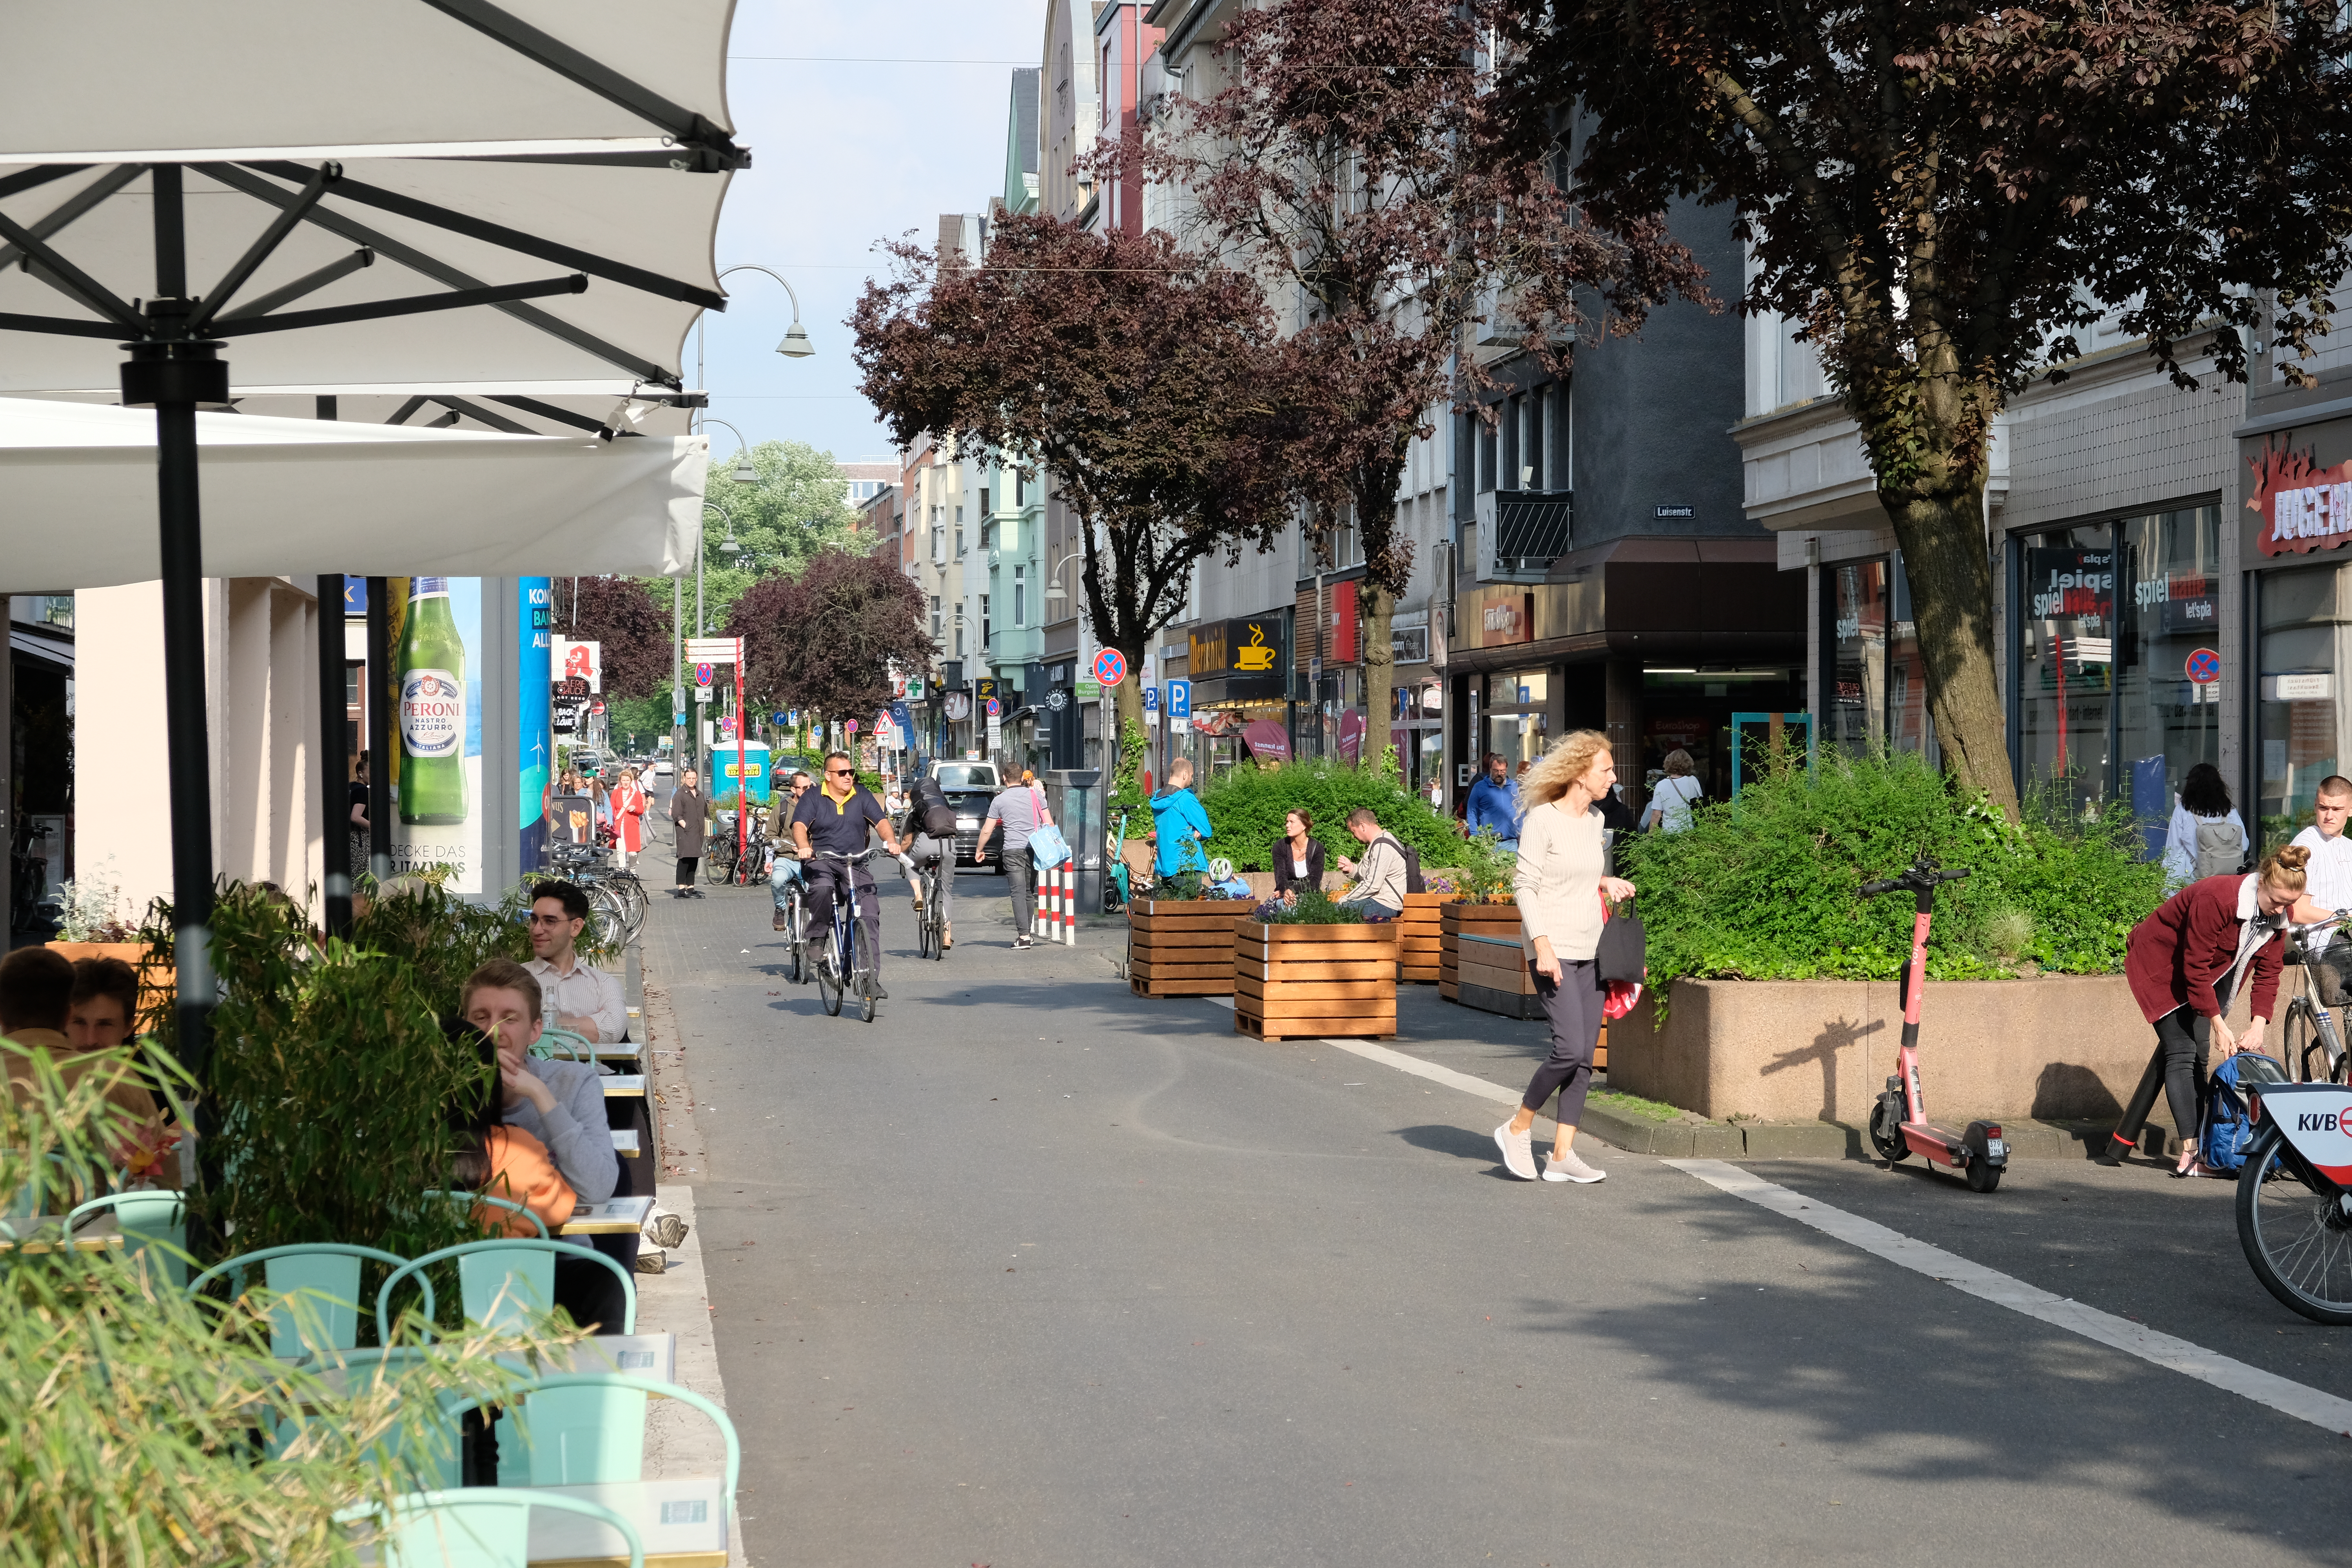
1579,1111,2155,1161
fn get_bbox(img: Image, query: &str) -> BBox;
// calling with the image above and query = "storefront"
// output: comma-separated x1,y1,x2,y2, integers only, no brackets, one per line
1184,611,1292,779
2241,409,2352,842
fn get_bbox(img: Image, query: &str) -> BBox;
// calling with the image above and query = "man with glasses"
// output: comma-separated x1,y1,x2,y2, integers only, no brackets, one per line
791,751,909,999
768,769,815,933
523,879,627,1044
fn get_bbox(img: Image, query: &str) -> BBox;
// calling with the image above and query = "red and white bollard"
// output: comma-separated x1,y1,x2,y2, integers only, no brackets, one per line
1034,859,1078,946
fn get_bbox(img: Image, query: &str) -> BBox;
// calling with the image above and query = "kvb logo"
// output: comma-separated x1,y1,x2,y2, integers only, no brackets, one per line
2294,1109,2344,1134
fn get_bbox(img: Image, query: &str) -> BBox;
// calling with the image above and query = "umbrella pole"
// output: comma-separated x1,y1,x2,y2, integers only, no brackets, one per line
366,580,393,881
317,573,351,938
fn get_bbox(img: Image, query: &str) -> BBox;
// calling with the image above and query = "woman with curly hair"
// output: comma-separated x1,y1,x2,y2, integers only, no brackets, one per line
1494,730,1637,1185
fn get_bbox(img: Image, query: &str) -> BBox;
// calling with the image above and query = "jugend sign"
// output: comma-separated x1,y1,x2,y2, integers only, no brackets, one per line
2249,446,2352,556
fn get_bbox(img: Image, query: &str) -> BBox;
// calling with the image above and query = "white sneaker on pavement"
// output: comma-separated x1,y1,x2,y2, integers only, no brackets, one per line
1543,1147,1606,1183
1494,1122,1537,1181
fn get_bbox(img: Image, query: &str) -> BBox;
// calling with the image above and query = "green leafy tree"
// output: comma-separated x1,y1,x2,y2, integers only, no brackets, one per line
696,439,865,629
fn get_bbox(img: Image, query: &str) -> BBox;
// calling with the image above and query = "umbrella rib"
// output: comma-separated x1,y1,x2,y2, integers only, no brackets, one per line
212,249,376,323
189,163,343,333
410,0,746,169
0,164,147,274
207,274,588,337
486,394,618,436
425,394,535,434
238,160,726,310
0,165,85,202
0,209,142,331
0,310,130,339
198,162,677,387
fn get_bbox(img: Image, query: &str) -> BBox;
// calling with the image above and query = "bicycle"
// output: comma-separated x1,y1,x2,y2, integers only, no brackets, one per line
731,816,772,888
704,811,740,886
543,843,646,948
777,867,810,985
2278,913,2352,1084
809,849,880,1022
911,851,946,961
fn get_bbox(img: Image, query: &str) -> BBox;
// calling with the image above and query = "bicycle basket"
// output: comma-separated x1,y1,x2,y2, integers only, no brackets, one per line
2319,944,2352,1009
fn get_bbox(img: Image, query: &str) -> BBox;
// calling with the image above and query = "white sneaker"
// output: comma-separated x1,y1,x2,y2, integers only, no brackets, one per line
1543,1147,1606,1184
1494,1122,1537,1181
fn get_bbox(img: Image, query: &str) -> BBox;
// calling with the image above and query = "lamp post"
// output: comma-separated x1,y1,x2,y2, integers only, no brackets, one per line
692,264,814,433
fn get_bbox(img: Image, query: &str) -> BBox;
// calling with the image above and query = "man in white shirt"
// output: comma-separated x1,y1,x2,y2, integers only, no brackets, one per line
523,880,628,1043
2290,775,2352,948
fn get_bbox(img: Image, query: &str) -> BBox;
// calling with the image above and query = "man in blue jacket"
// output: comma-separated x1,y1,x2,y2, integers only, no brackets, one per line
1150,758,1214,879
1466,753,1522,847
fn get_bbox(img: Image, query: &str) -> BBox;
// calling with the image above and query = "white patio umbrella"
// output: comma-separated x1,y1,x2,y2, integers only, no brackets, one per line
0,0,741,1061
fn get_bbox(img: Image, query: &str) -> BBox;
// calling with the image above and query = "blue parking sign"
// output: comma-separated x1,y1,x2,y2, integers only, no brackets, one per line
1166,679,1191,719
1142,686,1158,712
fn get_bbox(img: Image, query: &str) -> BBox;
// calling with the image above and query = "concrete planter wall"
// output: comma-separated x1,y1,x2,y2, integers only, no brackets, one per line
1607,973,2244,1124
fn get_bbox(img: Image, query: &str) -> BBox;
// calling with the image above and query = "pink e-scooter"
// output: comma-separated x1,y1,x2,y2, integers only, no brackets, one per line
1861,858,2010,1193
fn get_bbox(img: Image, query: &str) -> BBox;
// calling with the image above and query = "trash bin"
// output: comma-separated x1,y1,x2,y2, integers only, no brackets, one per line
1044,769,1103,914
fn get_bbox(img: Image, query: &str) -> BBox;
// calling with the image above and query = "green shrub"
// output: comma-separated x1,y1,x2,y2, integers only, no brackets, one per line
1617,747,2165,1008
1197,759,1467,871
1253,889,1367,924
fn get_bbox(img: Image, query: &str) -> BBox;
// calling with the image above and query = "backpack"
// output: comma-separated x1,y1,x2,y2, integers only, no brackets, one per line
1372,833,1424,895
2193,816,2245,880
2201,1050,2289,1173
914,778,956,838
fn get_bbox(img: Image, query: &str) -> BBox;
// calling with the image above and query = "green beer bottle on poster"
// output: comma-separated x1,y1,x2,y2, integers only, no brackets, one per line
397,576,468,824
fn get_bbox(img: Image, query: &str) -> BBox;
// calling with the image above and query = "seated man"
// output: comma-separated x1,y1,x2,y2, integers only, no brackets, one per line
1,948,163,1185
769,769,814,933
68,956,142,1050
792,751,908,999
523,880,626,1044
1332,807,1410,921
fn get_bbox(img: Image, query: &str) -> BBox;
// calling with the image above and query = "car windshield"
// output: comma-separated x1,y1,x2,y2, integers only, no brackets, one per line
933,764,1000,791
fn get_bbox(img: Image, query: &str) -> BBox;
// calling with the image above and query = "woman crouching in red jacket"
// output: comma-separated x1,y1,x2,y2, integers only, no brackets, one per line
2099,844,2319,1174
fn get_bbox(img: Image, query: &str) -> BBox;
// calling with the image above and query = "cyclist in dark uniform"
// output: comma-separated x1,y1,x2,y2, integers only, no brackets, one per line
790,751,909,998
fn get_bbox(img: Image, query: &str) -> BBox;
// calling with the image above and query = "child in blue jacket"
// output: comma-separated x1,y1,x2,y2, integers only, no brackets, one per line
1150,758,1214,879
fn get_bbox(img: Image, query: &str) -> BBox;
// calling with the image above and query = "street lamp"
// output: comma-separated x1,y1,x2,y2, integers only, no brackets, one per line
701,416,760,485
693,265,815,438
1042,550,1084,604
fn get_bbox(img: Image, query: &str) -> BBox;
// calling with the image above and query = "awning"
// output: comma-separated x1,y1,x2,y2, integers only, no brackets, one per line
0,398,702,588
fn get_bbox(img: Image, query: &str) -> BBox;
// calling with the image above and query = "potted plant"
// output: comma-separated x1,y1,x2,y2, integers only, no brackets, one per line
1233,891,1398,1041
1127,869,1256,999
1437,831,1539,1017
44,861,176,1017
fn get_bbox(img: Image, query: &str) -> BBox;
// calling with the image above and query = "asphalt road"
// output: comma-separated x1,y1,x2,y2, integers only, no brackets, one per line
642,865,2352,1568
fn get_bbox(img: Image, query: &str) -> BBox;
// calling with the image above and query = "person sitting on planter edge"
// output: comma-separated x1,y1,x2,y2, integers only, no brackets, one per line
1150,758,1214,881
1333,808,1409,921
1270,809,1325,906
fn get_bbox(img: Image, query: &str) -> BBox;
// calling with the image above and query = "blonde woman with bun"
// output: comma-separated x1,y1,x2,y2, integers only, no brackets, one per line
1494,730,1637,1185
2102,842,2325,1174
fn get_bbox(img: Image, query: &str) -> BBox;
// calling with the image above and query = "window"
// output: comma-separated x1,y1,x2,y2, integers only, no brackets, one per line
1015,472,1027,506
930,595,941,641
1826,560,1889,755
1013,565,1025,626
980,593,991,645
980,487,990,517
955,505,965,556
2256,553,2343,836
932,526,946,563
954,625,965,657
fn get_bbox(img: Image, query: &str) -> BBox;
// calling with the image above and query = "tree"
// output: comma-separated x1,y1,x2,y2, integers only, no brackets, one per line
1486,0,2352,814
697,438,865,628
549,575,672,698
727,548,930,731
851,211,1300,740
1135,0,1706,757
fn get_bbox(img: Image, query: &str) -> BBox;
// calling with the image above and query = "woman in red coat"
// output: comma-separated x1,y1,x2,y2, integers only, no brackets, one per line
2100,844,2314,1174
610,767,650,869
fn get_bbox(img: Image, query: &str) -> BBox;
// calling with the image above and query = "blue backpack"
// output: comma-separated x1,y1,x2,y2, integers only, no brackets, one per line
2202,1051,2289,1173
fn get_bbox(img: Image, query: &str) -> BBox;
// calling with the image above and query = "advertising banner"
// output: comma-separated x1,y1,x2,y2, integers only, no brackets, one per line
519,579,552,873
387,575,485,893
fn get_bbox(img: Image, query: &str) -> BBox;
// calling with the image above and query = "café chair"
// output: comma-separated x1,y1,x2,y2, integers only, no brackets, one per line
494,1372,740,1499
186,1243,410,1358
334,1486,643,1568
64,1189,186,1286
375,1239,636,1343
418,1189,549,1239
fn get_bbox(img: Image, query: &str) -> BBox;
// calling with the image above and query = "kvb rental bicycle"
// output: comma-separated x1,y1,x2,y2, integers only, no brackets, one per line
810,848,880,1022
2278,914,2352,1085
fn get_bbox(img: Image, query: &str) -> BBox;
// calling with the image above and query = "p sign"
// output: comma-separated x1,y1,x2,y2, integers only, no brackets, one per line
1166,679,1191,720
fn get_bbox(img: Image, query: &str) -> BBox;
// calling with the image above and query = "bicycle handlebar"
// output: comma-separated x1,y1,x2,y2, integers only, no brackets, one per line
810,849,879,865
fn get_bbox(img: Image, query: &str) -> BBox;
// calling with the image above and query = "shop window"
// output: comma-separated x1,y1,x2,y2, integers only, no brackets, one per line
1485,711,1549,774
1485,670,1548,707
1826,560,1888,753
2119,506,2222,834
2258,559,2352,840
2018,525,2116,811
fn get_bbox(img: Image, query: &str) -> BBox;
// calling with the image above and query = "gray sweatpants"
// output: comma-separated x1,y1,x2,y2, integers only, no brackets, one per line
1004,851,1036,938
909,833,955,922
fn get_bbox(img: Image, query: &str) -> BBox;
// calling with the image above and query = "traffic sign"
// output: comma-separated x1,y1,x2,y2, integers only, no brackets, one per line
1092,648,1127,687
685,636,741,664
1142,686,1158,711
772,710,786,725
2187,647,2221,685
846,718,859,734
985,697,1002,718
1166,679,1191,719
694,661,714,687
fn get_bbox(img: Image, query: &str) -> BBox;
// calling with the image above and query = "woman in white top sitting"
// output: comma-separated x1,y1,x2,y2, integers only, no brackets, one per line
1644,748,1704,833
2161,762,2247,888
1494,730,1638,1186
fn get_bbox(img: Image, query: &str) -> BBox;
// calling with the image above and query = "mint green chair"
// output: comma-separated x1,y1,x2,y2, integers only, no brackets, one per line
187,1243,410,1358
0,1152,87,1237
494,1372,740,1499
335,1486,642,1568
65,1189,185,1286
375,1239,635,1342
418,1189,549,1239
532,1025,597,1063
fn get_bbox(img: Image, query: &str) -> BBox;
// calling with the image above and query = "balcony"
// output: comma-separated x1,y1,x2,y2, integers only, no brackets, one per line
1477,488,1573,580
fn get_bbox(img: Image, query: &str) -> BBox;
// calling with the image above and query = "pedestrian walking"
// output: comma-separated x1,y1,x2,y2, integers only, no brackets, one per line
610,767,649,870
1466,753,1523,847
1643,749,1704,833
1495,730,1637,1185
1149,759,1214,880
2096,843,2318,1172
2161,761,2249,888
975,769,1053,948
670,768,706,898
1270,809,1325,906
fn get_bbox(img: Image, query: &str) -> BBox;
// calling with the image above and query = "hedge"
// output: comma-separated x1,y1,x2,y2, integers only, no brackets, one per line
1191,759,1469,871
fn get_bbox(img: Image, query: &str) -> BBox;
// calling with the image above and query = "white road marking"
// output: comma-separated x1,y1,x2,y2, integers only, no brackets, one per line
1668,1159,2352,1437
1322,1037,1521,1106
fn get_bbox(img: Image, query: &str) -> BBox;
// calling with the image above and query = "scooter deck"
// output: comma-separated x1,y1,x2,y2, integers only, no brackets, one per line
1902,1120,2006,1171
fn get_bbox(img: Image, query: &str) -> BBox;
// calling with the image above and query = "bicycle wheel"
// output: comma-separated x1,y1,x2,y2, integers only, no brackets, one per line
854,918,878,1022
928,882,946,961
2236,1122,2352,1325
915,878,935,959
786,891,808,984
584,884,628,953
2288,999,2323,1083
704,848,734,886
611,875,648,942
817,920,844,1016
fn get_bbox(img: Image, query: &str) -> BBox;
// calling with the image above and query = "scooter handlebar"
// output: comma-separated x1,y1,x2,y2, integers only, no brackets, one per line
1858,864,1971,898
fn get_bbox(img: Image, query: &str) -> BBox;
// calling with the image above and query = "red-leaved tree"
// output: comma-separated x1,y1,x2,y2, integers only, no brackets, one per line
552,575,673,699
1131,0,1706,753
728,549,930,730
1486,0,2352,814
852,212,1300,739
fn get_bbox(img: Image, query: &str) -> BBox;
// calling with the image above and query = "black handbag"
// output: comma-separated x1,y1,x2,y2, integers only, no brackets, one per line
1595,897,1646,985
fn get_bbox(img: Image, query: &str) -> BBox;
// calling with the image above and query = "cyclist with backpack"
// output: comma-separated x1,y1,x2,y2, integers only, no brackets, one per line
2161,762,2248,888
767,770,812,932
905,771,960,949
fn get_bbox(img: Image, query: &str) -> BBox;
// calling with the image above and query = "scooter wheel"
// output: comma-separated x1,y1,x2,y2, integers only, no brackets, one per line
1869,1096,1910,1163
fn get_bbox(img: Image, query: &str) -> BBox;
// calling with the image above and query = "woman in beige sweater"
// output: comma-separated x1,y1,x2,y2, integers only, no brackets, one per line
1494,730,1637,1184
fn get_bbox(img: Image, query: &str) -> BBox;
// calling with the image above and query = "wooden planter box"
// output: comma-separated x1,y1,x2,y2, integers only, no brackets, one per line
1234,921,1397,1042
1127,899,1254,998
1438,902,1538,1018
1395,892,1444,984
47,940,176,1025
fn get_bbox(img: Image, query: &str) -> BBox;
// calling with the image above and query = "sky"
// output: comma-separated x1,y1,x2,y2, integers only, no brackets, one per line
697,2,1045,466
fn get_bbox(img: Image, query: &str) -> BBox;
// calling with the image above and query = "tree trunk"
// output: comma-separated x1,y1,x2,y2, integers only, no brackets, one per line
1358,581,1396,774
1880,483,2020,819
1112,655,1146,757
